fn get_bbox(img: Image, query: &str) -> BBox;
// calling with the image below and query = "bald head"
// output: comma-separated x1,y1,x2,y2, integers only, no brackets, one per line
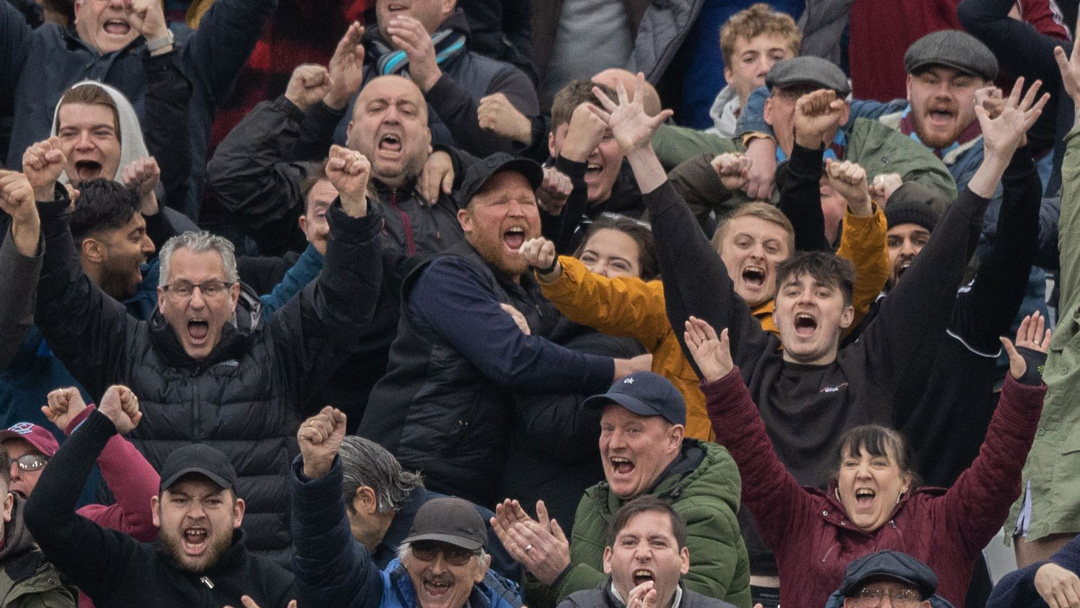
347,75,432,188
592,68,663,117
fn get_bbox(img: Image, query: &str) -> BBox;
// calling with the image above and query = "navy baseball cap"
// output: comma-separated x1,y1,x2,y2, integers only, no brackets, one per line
583,371,686,426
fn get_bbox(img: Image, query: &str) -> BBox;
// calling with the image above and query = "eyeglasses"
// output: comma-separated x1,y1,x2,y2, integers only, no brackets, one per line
855,588,921,608
161,280,234,302
410,540,479,566
11,454,47,472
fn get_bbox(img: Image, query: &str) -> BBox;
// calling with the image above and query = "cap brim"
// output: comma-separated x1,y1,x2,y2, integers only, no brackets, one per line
473,159,544,197
160,467,233,492
907,59,985,79
402,532,485,551
0,430,55,457
583,393,661,418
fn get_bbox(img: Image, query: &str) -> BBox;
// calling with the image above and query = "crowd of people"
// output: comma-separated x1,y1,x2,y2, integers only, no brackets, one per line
2,0,1080,606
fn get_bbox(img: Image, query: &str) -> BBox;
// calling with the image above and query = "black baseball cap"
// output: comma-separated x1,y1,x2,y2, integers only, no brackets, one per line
583,371,687,426
458,153,544,207
839,550,938,601
402,497,488,551
158,444,238,492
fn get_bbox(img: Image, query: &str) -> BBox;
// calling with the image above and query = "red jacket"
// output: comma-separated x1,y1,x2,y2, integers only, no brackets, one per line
702,369,1045,608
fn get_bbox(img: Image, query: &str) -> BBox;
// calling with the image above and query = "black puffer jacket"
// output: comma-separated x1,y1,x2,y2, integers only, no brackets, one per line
33,194,384,565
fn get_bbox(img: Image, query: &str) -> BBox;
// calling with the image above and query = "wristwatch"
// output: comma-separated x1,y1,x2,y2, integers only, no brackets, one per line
145,30,175,53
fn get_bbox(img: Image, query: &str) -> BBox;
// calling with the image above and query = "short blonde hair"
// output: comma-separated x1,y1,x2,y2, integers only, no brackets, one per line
720,4,801,67
711,202,795,254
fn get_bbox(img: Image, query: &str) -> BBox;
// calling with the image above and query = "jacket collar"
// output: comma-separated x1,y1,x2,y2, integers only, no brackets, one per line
148,284,261,370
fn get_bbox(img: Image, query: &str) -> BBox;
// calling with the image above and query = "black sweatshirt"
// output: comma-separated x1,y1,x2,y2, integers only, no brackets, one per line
646,174,989,575
24,410,296,608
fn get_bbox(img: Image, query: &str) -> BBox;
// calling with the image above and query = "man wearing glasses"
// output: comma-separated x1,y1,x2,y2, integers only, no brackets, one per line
29,144,384,565
830,551,941,608
290,406,520,608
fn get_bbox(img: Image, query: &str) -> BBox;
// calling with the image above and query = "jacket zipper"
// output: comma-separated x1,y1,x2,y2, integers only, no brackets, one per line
390,192,417,256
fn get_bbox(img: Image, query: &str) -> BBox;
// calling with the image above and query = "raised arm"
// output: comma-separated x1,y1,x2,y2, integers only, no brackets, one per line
0,171,41,369
589,75,776,378
1053,35,1080,314
27,140,134,398
942,319,1048,555
861,78,1049,410
24,386,147,600
292,407,385,608
685,318,811,549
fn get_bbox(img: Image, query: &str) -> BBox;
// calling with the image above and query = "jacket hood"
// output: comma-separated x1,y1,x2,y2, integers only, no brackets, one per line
148,282,262,369
50,80,148,185
590,439,743,517
707,85,741,139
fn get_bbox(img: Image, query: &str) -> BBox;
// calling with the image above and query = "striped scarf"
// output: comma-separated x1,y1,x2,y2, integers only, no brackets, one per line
372,29,467,77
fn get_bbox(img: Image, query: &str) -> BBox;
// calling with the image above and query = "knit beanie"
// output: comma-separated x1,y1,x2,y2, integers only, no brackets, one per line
885,200,940,232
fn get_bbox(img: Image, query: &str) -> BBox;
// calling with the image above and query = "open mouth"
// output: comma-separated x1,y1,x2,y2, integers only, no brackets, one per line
895,259,913,281
855,488,875,508
741,266,766,287
182,528,208,555
187,319,209,342
74,160,103,181
633,569,655,586
927,108,955,125
423,580,452,597
611,456,635,475
794,313,817,336
504,227,525,250
584,163,602,181
103,18,131,36
378,133,402,153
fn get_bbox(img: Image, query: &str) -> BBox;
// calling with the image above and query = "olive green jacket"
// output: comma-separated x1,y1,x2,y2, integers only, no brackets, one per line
655,118,958,230
525,440,751,608
0,500,75,608
1006,123,1080,541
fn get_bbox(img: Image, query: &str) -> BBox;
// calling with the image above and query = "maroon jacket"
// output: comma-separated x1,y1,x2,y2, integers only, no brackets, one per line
702,369,1045,608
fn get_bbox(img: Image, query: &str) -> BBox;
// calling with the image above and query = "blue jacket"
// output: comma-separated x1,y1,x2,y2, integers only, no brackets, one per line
291,456,522,608
0,0,277,216
987,534,1080,608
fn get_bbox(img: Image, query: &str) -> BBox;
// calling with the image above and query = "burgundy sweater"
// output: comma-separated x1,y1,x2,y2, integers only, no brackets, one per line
702,369,1045,608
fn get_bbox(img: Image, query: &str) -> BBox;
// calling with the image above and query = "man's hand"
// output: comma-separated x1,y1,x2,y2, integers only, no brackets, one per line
825,159,872,217
560,104,608,163
500,304,531,336
298,406,347,480
126,0,169,43
121,157,161,216
712,153,751,192
490,499,570,585
1035,562,1080,608
225,597,297,608
975,85,1005,120
385,16,441,91
627,581,659,608
536,167,572,216
286,64,334,112
1055,31,1080,113
742,136,777,200
325,23,366,110
98,385,142,435
868,173,903,205
521,237,561,281
326,145,371,218
589,73,674,154
793,89,845,150
978,76,1049,160
41,387,87,434
1002,310,1051,380
418,150,454,205
684,317,733,382
22,137,66,202
478,93,532,145
0,171,40,257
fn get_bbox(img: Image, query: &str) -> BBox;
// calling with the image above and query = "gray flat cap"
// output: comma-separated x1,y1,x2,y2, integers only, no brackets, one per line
904,30,998,81
765,57,851,98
